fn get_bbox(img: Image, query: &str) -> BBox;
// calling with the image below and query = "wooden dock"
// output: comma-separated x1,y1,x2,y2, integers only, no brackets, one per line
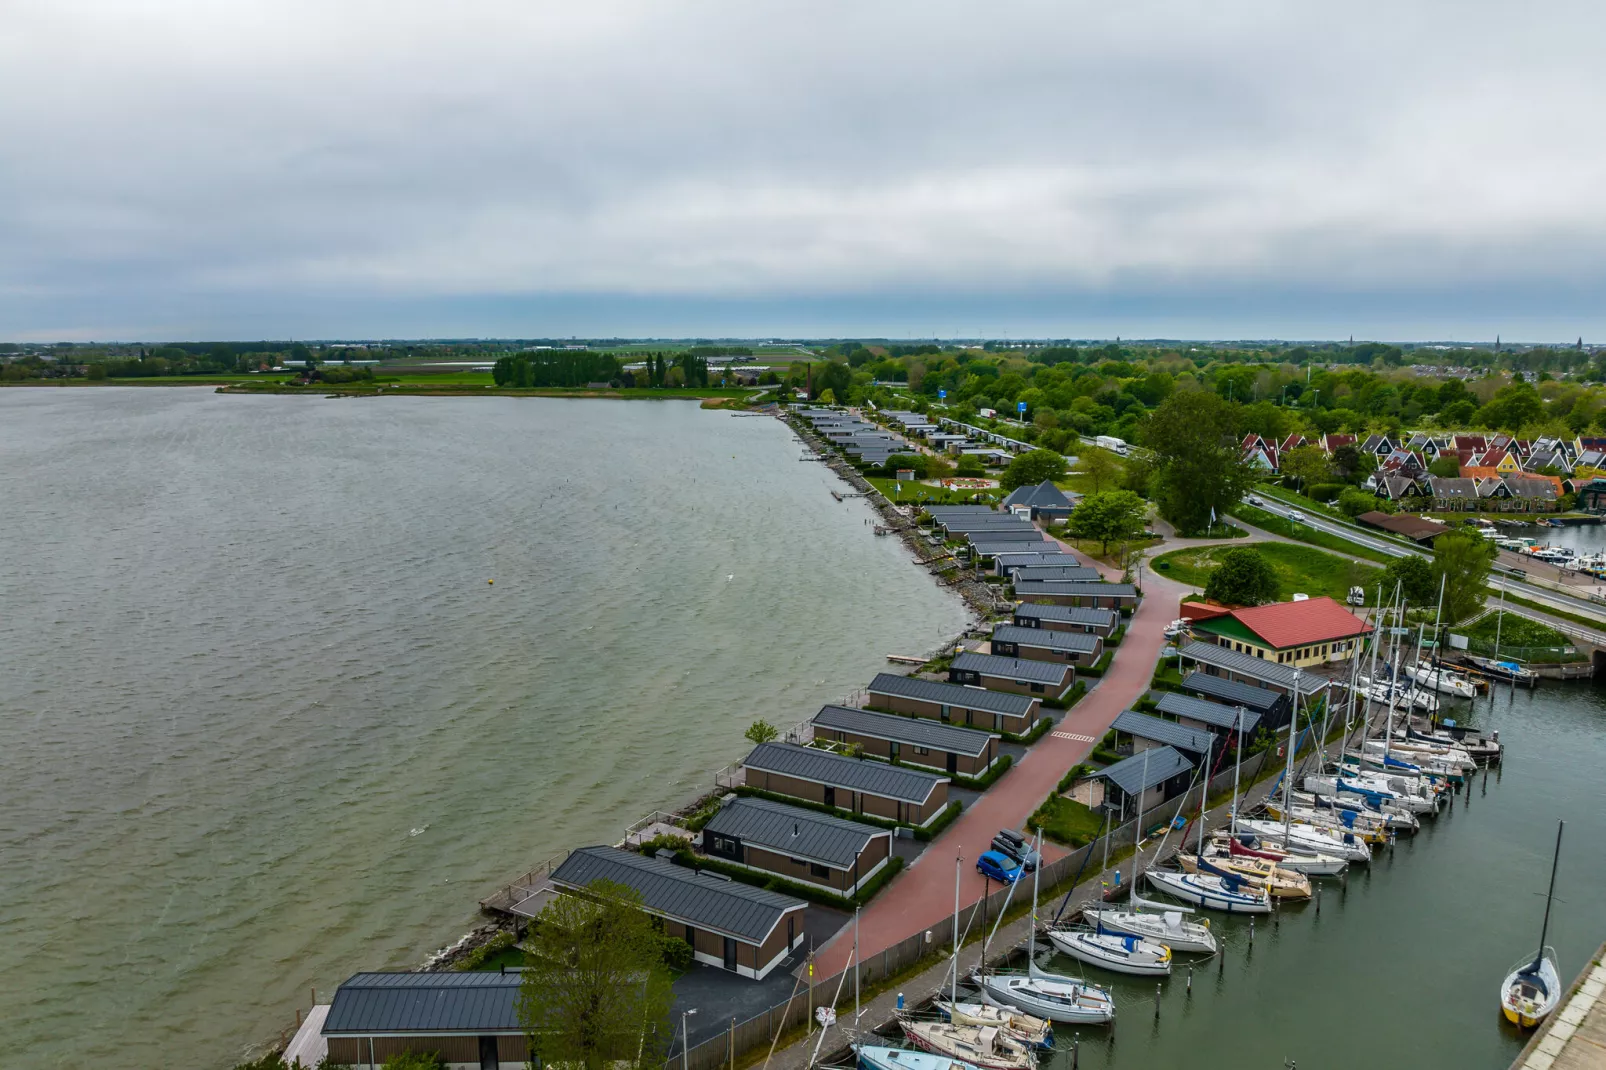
884,654,926,665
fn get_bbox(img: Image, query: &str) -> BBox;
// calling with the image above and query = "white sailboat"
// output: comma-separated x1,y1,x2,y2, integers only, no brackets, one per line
932,1002,1053,1051
1304,772,1437,815
1045,927,1172,976
1501,821,1566,1029
1405,661,1477,699
1146,730,1272,914
897,1018,1035,1070
1235,817,1372,862
855,1045,982,1070
977,831,1116,1026
1211,831,1348,877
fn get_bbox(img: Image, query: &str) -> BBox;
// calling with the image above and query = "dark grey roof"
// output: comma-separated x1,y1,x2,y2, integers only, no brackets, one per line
1009,565,1103,583
551,846,804,944
1178,641,1309,689
866,672,1036,716
1016,580,1138,598
925,505,998,516
992,551,1083,569
1111,710,1213,755
951,651,1070,685
1096,745,1193,796
744,742,947,803
1157,686,1266,731
990,624,1100,655
1012,604,1119,629
954,527,1046,542
323,971,522,1035
1001,480,1075,512
811,704,996,756
1428,476,1478,499
703,797,887,870
969,539,1056,556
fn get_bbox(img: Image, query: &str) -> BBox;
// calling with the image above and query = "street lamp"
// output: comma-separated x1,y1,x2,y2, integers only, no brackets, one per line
682,1008,698,1070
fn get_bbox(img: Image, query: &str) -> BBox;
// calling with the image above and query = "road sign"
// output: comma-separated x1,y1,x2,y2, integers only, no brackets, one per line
1017,401,1027,414
939,389,947,399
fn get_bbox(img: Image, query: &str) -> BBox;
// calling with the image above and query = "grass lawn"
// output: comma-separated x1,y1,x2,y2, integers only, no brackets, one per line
1463,612,1567,648
866,477,1002,506
464,944,529,971
1229,504,1397,565
1150,541,1385,603
1028,795,1107,847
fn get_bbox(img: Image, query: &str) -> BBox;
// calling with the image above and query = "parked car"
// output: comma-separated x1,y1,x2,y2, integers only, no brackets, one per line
977,850,1023,884
991,832,1041,871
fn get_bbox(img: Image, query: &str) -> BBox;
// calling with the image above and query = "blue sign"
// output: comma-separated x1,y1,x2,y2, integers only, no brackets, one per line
1017,401,1027,414
938,389,947,400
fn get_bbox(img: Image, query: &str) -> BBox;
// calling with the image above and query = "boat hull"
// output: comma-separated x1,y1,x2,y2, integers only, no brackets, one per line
976,972,1116,1025
1045,929,1173,976
1146,869,1271,914
1500,951,1561,1029
1079,908,1217,954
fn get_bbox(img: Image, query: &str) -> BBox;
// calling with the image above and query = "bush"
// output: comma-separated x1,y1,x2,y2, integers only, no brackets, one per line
1307,482,1345,503
1040,681,1087,712
1203,545,1278,606
454,930,516,971
1077,652,1114,678
1057,763,1096,793
661,935,694,971
1337,487,1384,517
950,754,1014,790
913,799,964,841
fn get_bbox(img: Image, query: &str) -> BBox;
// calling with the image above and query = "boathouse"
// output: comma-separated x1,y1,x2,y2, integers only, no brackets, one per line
1010,602,1120,638
809,703,1000,776
949,651,1075,700
322,971,529,1069
988,623,1103,666
1183,597,1370,667
550,846,807,979
700,797,892,895
740,742,951,826
863,672,1040,734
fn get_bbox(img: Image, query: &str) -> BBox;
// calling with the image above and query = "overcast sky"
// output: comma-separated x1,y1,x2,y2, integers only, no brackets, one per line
3,1,1603,342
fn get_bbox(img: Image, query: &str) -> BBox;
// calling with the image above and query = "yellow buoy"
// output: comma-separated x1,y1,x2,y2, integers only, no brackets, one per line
488,579,494,585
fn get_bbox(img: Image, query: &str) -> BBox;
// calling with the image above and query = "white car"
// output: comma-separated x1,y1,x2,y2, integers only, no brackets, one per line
1287,510,1306,523
1163,619,1190,640
1246,494,1264,506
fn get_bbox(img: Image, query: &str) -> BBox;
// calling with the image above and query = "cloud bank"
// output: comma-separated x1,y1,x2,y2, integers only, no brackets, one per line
3,1,1603,340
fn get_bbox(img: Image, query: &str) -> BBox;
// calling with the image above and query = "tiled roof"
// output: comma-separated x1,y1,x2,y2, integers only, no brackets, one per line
1011,604,1120,629
551,846,804,944
324,972,523,1035
1110,710,1213,755
703,797,886,869
1219,597,1371,650
811,704,996,756
990,624,1100,655
1153,689,1263,733
743,742,947,803
951,651,1071,685
1097,745,1192,796
865,672,1037,716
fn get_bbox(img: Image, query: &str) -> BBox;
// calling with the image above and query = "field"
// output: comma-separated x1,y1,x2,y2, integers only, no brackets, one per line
1150,541,1384,603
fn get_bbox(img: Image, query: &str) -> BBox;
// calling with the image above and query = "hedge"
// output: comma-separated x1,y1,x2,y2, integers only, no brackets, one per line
1077,651,1114,678
913,799,964,841
1042,681,1088,711
1002,716,1054,744
950,754,1015,791
1105,625,1127,648
643,845,908,908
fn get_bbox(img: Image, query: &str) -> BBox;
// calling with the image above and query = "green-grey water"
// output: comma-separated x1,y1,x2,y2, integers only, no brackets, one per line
1034,681,1606,1070
0,389,970,1068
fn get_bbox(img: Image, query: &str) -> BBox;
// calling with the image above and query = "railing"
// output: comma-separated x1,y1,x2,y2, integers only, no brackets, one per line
713,763,745,790
479,851,568,914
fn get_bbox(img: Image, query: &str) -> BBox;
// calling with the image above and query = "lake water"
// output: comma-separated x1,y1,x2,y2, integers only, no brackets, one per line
0,389,970,1068
1032,679,1606,1070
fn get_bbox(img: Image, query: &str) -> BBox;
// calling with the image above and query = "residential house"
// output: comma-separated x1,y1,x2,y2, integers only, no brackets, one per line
1000,480,1077,522
1154,686,1270,740
1320,433,1357,455
1095,745,1194,815
1009,564,1103,583
1010,602,1121,638
1526,448,1573,475
1110,709,1213,760
322,972,531,1069
1502,474,1561,512
1426,475,1480,510
1182,597,1371,667
864,672,1040,734
700,797,892,895
1014,580,1140,610
741,741,951,826
950,651,1075,700
809,704,1000,776
1360,433,1396,458
1241,433,1279,471
1573,436,1606,460
969,537,1056,559
1375,474,1427,502
550,845,807,978
989,623,1103,666
990,550,1084,576
1577,477,1606,514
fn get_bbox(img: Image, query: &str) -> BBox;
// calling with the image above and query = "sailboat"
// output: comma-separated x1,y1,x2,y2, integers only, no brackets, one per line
1405,661,1477,699
1045,925,1173,976
1260,800,1388,845
855,1045,982,1070
1177,849,1312,898
1500,821,1566,1028
977,831,1116,1025
897,1018,1035,1070
1146,730,1272,914
1213,831,1347,877
932,1002,1053,1051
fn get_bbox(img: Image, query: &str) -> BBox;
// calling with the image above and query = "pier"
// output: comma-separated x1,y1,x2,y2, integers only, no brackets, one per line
1509,939,1606,1070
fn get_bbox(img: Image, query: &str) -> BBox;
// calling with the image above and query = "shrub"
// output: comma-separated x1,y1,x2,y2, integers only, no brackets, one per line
1307,482,1345,503
1337,487,1384,517
913,800,964,841
661,936,694,971
454,930,517,971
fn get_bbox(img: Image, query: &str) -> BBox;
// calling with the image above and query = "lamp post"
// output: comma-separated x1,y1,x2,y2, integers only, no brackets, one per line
682,1008,698,1070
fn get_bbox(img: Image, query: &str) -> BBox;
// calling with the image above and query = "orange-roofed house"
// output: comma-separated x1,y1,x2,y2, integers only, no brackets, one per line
1187,596,1373,668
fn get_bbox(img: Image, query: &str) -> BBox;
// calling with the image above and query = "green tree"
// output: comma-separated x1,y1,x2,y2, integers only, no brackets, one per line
1067,490,1148,555
1001,449,1068,491
1432,531,1496,624
955,454,985,477
1382,554,1436,607
1279,445,1333,492
1076,447,1122,495
1141,390,1257,535
1203,546,1279,606
817,387,837,405
519,879,674,1070
812,361,852,401
1427,455,1461,479
85,363,108,381
1336,487,1383,517
744,720,779,745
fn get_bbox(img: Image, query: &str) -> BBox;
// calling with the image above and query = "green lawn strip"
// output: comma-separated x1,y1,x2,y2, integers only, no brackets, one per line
865,476,999,506
1228,504,1397,565
1150,541,1384,603
1501,593,1606,633
1463,611,1568,647
1027,796,1106,847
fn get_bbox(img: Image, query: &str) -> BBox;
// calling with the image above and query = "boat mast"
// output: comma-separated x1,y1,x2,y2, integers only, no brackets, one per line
1197,731,1213,857
1230,706,1245,837
1282,672,1300,845
1383,585,1405,761
1494,576,1507,662
1028,829,1042,974
1532,820,1565,971
1132,747,1151,887
951,851,961,1006
1365,587,1386,741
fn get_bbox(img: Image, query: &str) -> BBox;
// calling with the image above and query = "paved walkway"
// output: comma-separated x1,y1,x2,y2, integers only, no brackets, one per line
1511,943,1606,1070
808,532,1190,977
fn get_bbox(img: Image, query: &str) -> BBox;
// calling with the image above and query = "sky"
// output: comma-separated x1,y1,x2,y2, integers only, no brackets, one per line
3,1,1604,343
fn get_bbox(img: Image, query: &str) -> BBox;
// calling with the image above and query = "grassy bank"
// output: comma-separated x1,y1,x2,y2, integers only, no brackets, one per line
1229,503,1398,565
1151,542,1385,602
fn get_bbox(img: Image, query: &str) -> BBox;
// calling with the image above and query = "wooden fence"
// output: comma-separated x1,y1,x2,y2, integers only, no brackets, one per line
666,748,1276,1070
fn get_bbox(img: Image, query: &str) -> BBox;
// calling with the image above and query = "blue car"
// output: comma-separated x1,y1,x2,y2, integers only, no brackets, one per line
977,850,1023,884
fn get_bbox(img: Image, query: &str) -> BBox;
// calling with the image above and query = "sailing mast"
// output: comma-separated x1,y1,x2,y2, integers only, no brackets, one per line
1494,577,1508,662
1281,672,1301,846
951,852,961,1006
1531,821,1566,971
1196,731,1213,857
1230,706,1246,837
1132,748,1151,888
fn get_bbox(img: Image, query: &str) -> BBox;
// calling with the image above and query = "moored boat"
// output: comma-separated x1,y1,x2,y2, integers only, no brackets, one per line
933,1001,1053,1051
1500,821,1567,1029
1080,893,1218,955
1178,850,1311,898
1214,832,1347,876
1045,927,1173,976
1146,866,1273,913
898,1017,1035,1070
857,1044,981,1070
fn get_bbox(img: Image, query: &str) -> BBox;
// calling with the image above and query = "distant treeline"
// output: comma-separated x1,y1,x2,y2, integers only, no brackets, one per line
491,351,622,388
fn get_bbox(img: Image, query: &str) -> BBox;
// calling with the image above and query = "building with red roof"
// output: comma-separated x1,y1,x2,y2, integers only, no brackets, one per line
1187,596,1372,667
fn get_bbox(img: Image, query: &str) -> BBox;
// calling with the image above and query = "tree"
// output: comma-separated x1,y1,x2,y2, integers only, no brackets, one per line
817,387,837,405
1067,490,1148,555
1428,455,1461,479
955,454,985,477
1383,554,1437,608
519,879,675,1070
1203,546,1279,606
1336,487,1383,517
1431,531,1496,624
744,720,779,745
85,363,107,381
1141,390,1257,535
1330,444,1365,483
811,360,852,401
1279,445,1333,492
1076,447,1121,495
1001,449,1068,491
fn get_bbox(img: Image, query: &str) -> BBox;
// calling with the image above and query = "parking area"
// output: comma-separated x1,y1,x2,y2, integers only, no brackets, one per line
669,904,849,1056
